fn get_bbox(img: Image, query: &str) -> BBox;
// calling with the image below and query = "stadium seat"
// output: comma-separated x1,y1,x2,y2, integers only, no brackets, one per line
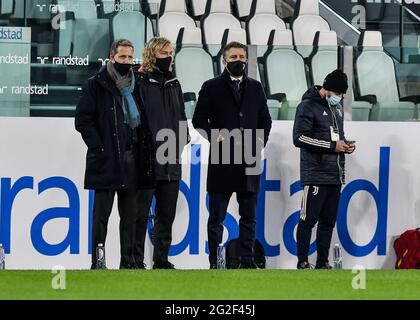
309,31,338,87
189,0,207,20
190,0,232,21
292,0,330,58
202,10,242,56
57,0,97,19
174,27,214,118
52,1,109,61
54,11,75,57
176,26,203,45
206,0,231,13
0,0,14,15
247,12,286,57
351,92,373,121
71,20,110,61
309,30,372,121
264,30,308,120
160,0,187,13
356,31,418,121
233,0,276,21
111,11,154,61
26,0,51,19
267,99,279,121
145,0,188,17
159,12,196,44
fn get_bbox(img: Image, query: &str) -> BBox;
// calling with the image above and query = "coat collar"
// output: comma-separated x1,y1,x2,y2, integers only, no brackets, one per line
145,69,178,86
95,66,121,99
221,69,250,110
221,69,247,82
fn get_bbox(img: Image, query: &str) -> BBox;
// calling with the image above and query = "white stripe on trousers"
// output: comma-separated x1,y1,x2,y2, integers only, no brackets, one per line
300,186,310,221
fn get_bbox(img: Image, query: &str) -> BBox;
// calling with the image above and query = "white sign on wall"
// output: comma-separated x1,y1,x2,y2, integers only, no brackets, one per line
0,118,419,270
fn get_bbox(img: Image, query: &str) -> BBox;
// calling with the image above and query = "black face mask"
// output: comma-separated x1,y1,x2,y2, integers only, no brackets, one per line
114,62,132,76
155,57,172,72
226,60,246,77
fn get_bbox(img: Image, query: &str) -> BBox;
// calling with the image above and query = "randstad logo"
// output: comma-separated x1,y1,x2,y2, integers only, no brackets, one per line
0,146,390,258
0,27,23,40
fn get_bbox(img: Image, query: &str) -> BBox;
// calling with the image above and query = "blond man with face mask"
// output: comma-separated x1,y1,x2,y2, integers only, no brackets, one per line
134,37,190,269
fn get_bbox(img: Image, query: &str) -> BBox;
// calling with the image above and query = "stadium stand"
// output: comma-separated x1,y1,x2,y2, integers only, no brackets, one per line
247,5,286,58
111,11,154,61
234,0,277,21
264,29,308,120
159,10,196,44
201,2,242,56
0,0,419,120
0,0,14,16
174,27,214,118
291,0,330,58
355,31,419,121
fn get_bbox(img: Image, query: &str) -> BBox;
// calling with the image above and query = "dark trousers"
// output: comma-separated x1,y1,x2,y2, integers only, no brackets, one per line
208,192,258,265
297,185,341,266
91,150,139,266
134,181,180,263
132,188,154,265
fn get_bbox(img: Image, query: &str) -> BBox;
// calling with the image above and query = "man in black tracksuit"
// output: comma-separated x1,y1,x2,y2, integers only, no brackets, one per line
293,69,356,269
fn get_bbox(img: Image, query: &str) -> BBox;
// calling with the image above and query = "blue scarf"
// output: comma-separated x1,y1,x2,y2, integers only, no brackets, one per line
107,61,141,129
118,73,141,129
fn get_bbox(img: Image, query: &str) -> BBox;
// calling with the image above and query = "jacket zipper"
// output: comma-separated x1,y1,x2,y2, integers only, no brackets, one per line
113,98,122,162
151,75,178,183
161,82,171,183
329,104,344,184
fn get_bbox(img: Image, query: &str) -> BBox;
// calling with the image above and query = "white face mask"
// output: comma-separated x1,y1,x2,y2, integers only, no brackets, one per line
326,94,342,106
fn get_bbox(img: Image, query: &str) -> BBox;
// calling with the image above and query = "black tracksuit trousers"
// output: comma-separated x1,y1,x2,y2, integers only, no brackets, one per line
297,185,341,266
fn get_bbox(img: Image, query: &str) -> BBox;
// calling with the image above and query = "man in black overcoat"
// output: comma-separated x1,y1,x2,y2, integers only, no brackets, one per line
193,42,272,269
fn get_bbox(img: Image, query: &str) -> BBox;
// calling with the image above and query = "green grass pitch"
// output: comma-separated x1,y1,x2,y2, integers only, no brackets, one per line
0,270,419,300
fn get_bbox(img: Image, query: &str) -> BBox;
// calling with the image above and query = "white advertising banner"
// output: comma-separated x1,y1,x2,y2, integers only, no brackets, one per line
0,118,419,270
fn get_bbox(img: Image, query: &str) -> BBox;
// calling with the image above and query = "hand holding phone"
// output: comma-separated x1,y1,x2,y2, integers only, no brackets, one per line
345,140,356,154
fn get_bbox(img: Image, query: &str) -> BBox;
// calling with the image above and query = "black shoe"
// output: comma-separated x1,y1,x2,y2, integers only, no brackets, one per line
91,263,107,270
135,262,147,270
209,263,217,269
153,261,176,269
315,262,333,269
297,261,314,270
119,263,137,270
238,261,259,269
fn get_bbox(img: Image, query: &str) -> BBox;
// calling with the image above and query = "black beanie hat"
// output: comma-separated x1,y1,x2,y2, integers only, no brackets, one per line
323,69,349,94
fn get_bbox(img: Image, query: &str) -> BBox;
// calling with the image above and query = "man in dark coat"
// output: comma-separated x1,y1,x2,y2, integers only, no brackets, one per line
293,69,356,270
193,41,272,269
134,37,190,269
75,39,154,270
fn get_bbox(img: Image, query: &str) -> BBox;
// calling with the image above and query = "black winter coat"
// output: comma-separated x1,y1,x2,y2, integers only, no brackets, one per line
136,69,190,182
293,86,346,186
75,67,155,190
192,70,272,193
